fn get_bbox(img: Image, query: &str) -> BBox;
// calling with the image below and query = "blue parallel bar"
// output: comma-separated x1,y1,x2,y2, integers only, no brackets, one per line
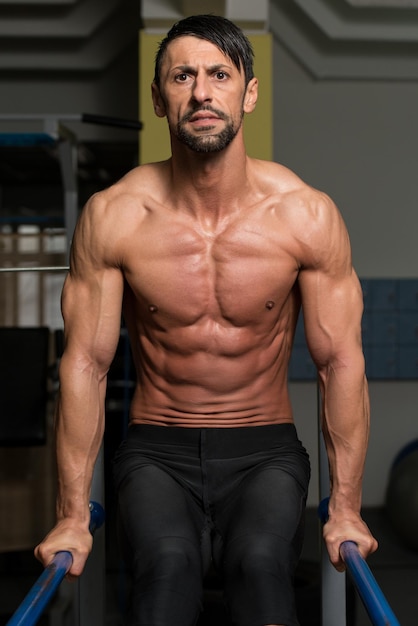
6,551,73,626
340,541,400,626
318,498,400,626
6,501,105,626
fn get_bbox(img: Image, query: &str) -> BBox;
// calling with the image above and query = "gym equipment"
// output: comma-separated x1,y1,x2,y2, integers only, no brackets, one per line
318,391,347,625
319,498,400,626
0,113,142,250
386,440,418,551
0,267,69,273
6,501,105,626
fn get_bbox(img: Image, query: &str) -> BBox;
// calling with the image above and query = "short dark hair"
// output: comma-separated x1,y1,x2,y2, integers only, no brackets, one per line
153,14,254,87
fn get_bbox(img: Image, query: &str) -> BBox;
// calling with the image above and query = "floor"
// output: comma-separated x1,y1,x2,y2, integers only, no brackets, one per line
1,507,417,625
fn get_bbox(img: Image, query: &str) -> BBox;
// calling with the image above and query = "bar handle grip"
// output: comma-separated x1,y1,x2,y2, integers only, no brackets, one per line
88,500,105,533
318,498,400,626
6,501,105,626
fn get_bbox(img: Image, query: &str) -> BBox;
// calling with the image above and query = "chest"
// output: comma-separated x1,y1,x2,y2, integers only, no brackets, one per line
123,215,298,326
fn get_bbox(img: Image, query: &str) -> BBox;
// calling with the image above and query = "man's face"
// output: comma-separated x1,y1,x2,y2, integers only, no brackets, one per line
152,36,257,153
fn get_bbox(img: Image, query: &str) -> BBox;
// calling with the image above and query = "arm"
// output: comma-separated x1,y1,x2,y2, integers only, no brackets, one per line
298,192,378,571
35,193,124,577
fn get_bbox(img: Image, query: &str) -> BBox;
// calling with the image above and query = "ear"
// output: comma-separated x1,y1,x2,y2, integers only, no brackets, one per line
151,82,167,118
243,77,258,114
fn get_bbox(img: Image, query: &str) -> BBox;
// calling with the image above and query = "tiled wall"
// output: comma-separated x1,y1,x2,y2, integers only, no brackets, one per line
289,279,418,381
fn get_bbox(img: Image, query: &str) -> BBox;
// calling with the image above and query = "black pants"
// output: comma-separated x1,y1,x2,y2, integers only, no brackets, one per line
113,424,310,626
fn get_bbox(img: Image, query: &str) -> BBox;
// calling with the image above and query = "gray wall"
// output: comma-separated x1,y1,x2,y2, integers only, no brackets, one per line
0,41,139,143
272,37,418,506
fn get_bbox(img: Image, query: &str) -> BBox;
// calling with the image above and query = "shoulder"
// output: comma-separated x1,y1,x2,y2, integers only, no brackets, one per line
251,158,341,224
251,158,335,211
84,161,169,217
79,161,170,233
72,162,170,267
250,158,350,268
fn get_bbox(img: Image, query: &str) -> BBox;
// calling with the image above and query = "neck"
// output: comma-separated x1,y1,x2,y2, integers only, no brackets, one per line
169,133,251,223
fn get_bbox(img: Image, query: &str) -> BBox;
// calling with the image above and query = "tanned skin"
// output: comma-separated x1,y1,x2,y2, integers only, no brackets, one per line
35,36,377,624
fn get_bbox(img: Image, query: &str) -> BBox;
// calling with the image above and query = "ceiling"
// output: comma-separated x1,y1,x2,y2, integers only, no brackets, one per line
270,0,418,80
0,0,141,72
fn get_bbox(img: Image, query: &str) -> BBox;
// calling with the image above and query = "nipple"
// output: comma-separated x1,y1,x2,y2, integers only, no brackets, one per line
149,304,159,313
265,301,275,310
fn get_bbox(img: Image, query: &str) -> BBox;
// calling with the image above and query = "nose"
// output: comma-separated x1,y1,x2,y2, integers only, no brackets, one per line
191,73,212,104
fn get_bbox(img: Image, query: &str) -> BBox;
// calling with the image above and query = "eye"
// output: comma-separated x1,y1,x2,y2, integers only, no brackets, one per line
175,73,189,82
215,71,228,80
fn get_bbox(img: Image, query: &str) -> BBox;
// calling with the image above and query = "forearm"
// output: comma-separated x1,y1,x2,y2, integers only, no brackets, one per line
319,353,370,515
35,196,124,574
55,354,107,524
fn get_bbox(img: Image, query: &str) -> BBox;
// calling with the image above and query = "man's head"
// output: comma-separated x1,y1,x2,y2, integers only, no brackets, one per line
154,14,254,89
152,15,258,154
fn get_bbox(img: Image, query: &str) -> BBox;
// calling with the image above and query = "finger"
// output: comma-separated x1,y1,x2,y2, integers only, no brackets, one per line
34,543,54,568
357,536,379,560
68,554,89,578
330,547,346,572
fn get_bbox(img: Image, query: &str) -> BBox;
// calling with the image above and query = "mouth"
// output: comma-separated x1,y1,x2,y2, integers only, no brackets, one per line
188,114,221,129
189,112,219,122
184,107,225,126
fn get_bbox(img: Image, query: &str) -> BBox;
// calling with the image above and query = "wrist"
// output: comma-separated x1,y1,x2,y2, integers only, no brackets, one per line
328,491,362,517
56,496,91,525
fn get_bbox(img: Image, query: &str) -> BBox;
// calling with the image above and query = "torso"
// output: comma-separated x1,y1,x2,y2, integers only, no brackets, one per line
103,159,313,427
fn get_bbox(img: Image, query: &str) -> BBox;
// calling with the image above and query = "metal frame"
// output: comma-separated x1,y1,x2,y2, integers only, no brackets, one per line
0,113,142,253
0,114,81,252
0,267,69,273
317,382,347,626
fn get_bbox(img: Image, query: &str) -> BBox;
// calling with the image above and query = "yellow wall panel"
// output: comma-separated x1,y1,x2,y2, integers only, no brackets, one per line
243,34,273,161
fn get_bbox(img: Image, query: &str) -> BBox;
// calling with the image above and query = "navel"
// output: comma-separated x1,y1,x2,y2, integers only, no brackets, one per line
265,300,275,310
149,304,159,314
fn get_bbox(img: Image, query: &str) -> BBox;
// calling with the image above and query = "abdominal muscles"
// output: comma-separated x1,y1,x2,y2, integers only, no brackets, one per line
128,318,294,427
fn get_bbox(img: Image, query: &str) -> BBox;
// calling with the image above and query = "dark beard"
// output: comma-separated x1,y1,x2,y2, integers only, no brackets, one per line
175,107,242,153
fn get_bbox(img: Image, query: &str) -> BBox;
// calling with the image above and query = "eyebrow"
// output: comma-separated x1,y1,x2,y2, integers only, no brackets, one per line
171,63,233,75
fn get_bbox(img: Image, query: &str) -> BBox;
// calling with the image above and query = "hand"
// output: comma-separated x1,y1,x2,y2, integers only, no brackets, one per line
323,509,378,572
34,518,93,580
